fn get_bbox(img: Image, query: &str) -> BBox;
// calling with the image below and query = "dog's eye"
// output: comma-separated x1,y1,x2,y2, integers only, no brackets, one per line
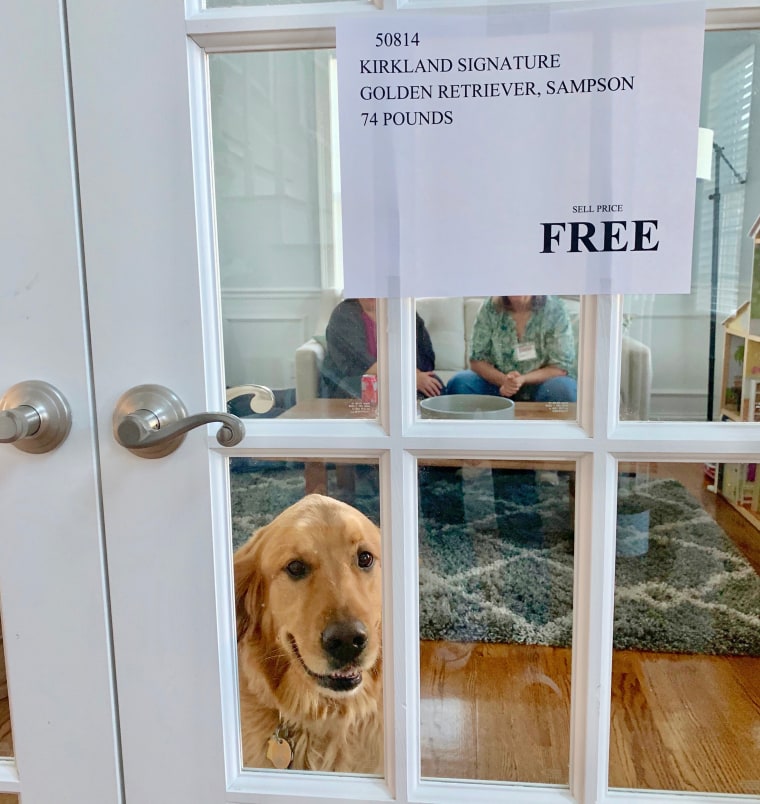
285,559,309,579
357,550,375,569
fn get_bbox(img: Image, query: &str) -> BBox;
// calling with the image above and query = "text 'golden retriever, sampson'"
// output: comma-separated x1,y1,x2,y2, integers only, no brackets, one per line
234,494,383,773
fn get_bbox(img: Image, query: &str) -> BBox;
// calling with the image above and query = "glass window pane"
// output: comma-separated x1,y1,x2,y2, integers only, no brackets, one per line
210,51,381,421
419,459,575,784
416,296,578,421
610,461,760,793
623,30,760,422
230,458,383,774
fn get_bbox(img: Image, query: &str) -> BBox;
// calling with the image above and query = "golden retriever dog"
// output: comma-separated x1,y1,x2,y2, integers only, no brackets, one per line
234,493,383,773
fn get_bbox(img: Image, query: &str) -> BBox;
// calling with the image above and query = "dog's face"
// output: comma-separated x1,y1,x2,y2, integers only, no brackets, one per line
235,494,382,699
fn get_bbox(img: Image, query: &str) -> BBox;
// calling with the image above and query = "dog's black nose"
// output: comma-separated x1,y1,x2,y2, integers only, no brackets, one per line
321,619,368,665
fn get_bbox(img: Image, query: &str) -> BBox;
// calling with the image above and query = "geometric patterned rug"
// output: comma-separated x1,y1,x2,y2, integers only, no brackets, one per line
418,474,760,655
229,463,760,656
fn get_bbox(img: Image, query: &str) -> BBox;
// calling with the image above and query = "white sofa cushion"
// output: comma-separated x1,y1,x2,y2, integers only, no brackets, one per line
415,297,465,372
464,297,485,360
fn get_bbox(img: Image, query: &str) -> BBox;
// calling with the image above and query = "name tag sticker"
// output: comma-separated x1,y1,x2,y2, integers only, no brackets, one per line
515,342,538,362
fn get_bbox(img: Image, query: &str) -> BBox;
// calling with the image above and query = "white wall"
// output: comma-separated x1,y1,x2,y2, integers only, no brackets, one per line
210,50,336,390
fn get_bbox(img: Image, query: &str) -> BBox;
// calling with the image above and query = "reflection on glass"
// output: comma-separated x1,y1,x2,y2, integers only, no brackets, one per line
230,458,383,774
419,459,575,784
610,461,760,793
623,30,760,422
0,625,11,759
209,50,373,421
415,296,578,421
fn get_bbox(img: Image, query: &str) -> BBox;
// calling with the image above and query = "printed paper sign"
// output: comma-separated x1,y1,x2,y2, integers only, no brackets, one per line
337,3,705,297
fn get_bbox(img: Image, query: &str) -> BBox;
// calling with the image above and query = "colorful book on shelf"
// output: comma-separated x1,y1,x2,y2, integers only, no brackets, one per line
750,379,760,422
742,464,756,507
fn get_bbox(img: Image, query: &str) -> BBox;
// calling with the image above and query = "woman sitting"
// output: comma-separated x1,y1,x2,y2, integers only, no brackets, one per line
446,295,577,402
320,298,443,399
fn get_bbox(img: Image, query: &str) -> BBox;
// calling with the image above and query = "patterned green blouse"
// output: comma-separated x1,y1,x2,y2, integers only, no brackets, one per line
469,296,576,378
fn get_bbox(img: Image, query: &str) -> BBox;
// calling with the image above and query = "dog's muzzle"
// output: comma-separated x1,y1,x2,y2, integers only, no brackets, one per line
288,623,368,693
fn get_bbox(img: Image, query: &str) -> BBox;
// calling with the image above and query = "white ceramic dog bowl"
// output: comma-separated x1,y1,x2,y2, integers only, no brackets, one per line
419,394,515,420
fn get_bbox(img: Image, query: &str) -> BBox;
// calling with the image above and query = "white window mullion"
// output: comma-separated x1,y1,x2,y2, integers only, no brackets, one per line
383,447,419,804
383,296,418,803
587,295,625,436
379,297,420,434
609,421,760,456
569,295,621,802
571,450,619,804
605,788,755,804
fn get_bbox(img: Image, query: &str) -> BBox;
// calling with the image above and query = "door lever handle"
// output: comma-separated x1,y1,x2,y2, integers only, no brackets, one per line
113,384,246,458
0,380,72,454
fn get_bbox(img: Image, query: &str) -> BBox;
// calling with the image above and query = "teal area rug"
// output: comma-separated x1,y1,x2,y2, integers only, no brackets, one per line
229,462,760,656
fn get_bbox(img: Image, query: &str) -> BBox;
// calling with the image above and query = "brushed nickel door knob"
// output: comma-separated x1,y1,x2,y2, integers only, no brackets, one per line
0,380,72,454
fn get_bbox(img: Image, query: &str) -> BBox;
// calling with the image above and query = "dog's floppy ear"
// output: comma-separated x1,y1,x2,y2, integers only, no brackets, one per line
233,526,268,643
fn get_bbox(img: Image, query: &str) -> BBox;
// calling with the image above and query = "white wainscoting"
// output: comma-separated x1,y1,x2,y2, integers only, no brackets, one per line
649,390,709,421
626,307,714,421
221,288,326,390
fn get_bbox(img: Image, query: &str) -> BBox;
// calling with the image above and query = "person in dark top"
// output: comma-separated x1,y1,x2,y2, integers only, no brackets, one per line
320,298,442,399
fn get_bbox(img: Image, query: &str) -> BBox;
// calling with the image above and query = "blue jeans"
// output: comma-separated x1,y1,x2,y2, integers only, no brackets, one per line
445,370,577,402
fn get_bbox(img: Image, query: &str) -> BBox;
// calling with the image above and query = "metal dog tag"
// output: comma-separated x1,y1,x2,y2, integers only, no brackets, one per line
266,734,294,769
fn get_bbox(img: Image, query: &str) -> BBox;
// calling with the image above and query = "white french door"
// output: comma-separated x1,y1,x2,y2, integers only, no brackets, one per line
6,1,760,803
0,4,122,803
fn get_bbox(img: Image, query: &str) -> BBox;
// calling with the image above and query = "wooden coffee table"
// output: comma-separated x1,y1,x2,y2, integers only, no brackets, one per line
279,397,575,420
278,399,577,495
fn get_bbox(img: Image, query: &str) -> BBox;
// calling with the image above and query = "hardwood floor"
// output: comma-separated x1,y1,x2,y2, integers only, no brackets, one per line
420,642,572,784
421,642,760,793
609,651,760,793
420,463,760,793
